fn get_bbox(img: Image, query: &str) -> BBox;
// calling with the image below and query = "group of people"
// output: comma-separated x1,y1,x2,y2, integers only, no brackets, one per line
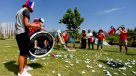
80,25,128,53
54,29,106,50
54,30,75,49
54,25,128,54
15,0,128,76
80,29,105,50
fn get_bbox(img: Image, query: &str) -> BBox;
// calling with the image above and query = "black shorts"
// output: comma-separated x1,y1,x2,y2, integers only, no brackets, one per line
16,33,30,55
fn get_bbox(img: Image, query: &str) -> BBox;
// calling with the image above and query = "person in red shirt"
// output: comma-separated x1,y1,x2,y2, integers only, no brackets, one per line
28,18,44,60
118,26,128,54
63,30,69,47
28,18,45,36
97,29,105,50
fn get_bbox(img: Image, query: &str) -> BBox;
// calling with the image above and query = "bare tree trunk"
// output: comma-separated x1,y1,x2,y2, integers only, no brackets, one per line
0,22,15,39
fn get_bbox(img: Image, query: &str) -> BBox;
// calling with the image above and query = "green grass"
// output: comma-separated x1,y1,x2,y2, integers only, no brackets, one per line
0,39,136,76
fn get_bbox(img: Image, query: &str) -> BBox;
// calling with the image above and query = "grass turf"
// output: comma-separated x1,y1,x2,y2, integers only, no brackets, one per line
0,39,136,76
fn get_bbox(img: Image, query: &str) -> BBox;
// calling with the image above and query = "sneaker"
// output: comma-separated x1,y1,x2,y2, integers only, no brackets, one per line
18,71,31,76
24,66,33,71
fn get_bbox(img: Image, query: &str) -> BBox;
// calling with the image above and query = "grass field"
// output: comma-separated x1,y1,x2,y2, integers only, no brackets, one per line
0,39,136,76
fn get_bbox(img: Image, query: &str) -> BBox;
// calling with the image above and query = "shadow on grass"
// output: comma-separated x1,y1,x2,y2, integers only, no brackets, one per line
104,50,136,56
98,60,124,68
4,61,18,75
104,50,118,53
4,61,43,75
126,53,136,56
28,63,43,69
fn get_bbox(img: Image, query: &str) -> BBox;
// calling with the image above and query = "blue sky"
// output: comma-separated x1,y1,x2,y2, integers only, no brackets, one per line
0,0,136,32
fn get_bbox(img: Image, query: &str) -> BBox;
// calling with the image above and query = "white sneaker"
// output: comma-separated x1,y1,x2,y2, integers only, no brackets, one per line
24,66,33,71
18,71,31,76
30,58,36,62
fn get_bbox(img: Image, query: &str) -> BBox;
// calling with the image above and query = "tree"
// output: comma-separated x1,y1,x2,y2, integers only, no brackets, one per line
134,27,136,32
106,34,119,45
128,28,136,47
59,7,84,38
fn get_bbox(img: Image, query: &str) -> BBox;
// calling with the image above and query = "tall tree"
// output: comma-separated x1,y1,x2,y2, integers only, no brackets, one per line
134,27,136,32
59,7,84,38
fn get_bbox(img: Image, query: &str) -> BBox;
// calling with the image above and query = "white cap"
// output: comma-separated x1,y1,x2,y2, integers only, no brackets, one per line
38,18,44,23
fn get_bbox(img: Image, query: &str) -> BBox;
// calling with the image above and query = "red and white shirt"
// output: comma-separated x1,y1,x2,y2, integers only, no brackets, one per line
119,29,128,40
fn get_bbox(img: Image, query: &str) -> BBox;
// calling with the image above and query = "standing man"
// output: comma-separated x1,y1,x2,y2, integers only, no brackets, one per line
15,0,40,76
87,29,93,50
118,25,128,54
81,30,87,49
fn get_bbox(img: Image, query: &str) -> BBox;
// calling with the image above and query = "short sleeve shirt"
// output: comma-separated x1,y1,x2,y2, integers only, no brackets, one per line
23,9,30,20
120,30,128,40
87,32,93,38
97,33,105,40
15,7,30,34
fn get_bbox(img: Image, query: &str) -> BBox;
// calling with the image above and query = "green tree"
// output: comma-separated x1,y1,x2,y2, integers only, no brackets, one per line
0,33,4,40
106,34,119,45
134,27,136,32
128,28,136,47
59,7,84,38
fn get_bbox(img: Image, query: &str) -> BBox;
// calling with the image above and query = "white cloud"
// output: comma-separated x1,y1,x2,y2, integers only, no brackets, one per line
96,8,122,14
